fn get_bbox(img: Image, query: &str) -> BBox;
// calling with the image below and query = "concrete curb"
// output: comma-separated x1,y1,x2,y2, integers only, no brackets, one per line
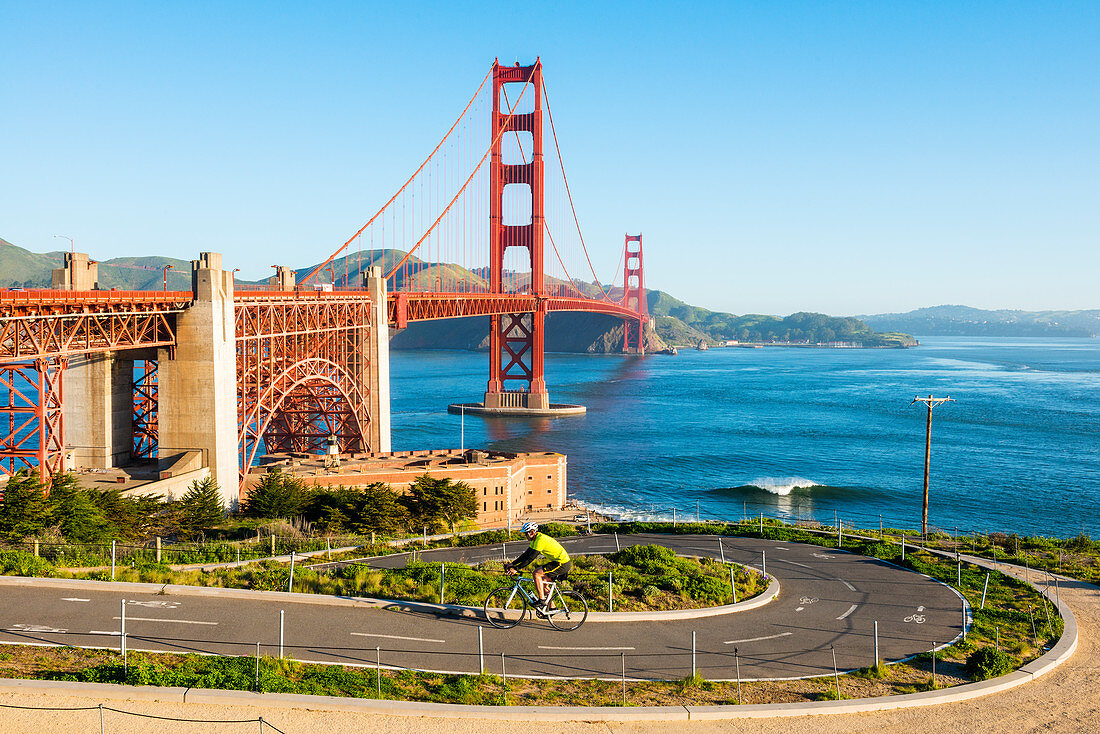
0,554,1079,721
0,570,779,623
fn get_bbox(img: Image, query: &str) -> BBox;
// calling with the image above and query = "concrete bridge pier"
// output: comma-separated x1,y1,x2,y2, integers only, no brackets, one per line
157,253,239,509
62,353,134,470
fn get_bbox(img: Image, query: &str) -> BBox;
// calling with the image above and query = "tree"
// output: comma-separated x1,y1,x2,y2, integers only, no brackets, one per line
48,472,111,542
177,476,223,537
241,468,309,518
403,474,477,534
92,488,170,542
351,483,410,535
0,470,52,539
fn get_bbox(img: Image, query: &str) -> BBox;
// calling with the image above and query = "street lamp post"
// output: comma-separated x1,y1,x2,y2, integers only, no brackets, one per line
910,394,955,538
162,265,173,292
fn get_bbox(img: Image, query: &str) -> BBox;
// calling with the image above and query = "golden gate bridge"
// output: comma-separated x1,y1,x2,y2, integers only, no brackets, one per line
0,59,648,502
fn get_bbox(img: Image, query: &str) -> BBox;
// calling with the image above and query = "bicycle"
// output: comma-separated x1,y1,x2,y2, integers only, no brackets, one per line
483,575,589,631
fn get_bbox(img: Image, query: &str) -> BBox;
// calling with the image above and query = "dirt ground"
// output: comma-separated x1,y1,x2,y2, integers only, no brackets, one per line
1,577,1096,734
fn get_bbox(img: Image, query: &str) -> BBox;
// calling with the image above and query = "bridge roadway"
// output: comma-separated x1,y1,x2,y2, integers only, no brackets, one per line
0,534,962,681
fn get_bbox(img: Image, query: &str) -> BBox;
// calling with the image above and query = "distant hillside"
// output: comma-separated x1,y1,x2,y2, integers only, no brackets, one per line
1,238,196,290
2,237,913,351
646,291,916,348
860,305,1100,337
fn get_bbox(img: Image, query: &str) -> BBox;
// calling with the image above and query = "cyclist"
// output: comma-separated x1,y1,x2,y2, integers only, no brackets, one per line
504,521,571,608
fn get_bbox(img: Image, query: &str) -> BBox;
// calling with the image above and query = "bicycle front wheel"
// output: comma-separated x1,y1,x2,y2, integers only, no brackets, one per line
547,590,589,631
484,586,528,629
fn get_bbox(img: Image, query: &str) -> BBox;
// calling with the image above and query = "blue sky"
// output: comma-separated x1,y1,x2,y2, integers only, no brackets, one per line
2,1,1097,315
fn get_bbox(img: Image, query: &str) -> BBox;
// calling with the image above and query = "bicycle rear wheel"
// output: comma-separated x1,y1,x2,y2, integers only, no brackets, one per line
484,586,528,629
546,590,588,631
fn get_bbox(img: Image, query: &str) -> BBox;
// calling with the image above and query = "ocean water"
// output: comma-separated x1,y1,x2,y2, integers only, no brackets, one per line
390,337,1100,539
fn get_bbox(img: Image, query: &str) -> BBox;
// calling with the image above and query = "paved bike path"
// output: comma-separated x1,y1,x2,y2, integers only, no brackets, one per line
0,534,962,680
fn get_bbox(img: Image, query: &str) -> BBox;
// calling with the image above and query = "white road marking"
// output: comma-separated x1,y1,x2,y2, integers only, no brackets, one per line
4,624,68,633
778,559,813,569
723,632,792,644
774,547,790,550
837,604,858,620
917,605,925,612
538,645,635,651
125,600,180,609
89,631,119,635
796,606,805,612
61,598,90,602
111,617,216,625
838,578,857,591
351,632,445,643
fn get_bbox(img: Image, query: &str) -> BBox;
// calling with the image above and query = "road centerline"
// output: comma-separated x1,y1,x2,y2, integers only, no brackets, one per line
351,632,445,643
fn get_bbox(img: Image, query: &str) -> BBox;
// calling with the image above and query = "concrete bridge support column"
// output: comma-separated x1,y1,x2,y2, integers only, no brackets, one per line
63,353,133,470
157,253,238,509
366,267,391,453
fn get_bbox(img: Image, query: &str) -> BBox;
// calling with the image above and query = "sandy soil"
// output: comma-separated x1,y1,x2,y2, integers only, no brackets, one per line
1,578,1096,734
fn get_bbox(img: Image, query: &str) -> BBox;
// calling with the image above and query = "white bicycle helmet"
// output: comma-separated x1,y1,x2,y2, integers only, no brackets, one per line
521,521,539,533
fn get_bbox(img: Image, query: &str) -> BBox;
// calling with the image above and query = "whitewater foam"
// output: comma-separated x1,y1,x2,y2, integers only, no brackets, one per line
744,477,821,496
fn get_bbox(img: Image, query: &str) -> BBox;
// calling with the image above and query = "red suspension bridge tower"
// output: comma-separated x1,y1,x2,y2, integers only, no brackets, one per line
484,60,549,411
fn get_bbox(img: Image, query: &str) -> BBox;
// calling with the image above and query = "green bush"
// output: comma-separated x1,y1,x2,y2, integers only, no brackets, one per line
965,647,1017,681
0,550,54,577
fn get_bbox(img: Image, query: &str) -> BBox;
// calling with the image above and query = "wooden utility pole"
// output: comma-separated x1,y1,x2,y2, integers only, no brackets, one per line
910,395,954,538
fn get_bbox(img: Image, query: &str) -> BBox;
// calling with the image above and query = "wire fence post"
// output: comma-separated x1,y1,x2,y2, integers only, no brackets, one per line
326,536,331,560
270,534,275,556
673,508,677,527
838,520,843,548
957,555,962,587
735,648,742,704
120,599,126,655
478,625,484,674
99,702,104,734
608,571,613,612
874,620,879,667
931,642,936,688
155,536,161,564
729,566,737,602
691,630,696,678
259,716,265,734
831,645,840,699
254,642,260,691
1029,605,1038,647
376,646,382,698
962,602,968,641
901,535,906,561
279,610,284,658
287,551,296,593
422,526,428,547
439,562,445,605
761,550,766,578
237,547,241,565
879,515,883,539
111,540,116,580
501,652,507,704
718,538,726,564
614,532,620,551
621,652,626,706
759,512,763,537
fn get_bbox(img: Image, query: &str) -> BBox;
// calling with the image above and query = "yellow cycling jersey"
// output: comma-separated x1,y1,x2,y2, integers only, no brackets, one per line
530,532,570,565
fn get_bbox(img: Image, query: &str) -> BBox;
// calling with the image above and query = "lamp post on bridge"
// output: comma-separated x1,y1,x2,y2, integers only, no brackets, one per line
910,394,954,539
163,265,173,292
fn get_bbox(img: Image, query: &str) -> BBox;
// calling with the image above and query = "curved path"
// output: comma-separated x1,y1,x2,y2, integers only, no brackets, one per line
0,534,962,681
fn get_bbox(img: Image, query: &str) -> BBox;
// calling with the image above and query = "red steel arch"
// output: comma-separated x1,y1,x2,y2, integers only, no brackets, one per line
235,292,375,481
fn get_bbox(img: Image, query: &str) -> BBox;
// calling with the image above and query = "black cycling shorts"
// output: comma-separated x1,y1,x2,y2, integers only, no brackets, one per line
536,560,571,580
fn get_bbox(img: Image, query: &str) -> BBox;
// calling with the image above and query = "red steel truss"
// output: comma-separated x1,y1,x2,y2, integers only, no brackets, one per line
0,289,189,362
0,359,66,481
234,292,373,475
622,234,647,354
131,359,158,460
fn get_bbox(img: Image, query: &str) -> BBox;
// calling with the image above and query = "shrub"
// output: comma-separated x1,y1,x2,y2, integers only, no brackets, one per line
965,647,1017,681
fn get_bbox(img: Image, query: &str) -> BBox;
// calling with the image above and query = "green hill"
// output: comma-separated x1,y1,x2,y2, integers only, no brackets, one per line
1,236,913,351
860,305,1100,337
